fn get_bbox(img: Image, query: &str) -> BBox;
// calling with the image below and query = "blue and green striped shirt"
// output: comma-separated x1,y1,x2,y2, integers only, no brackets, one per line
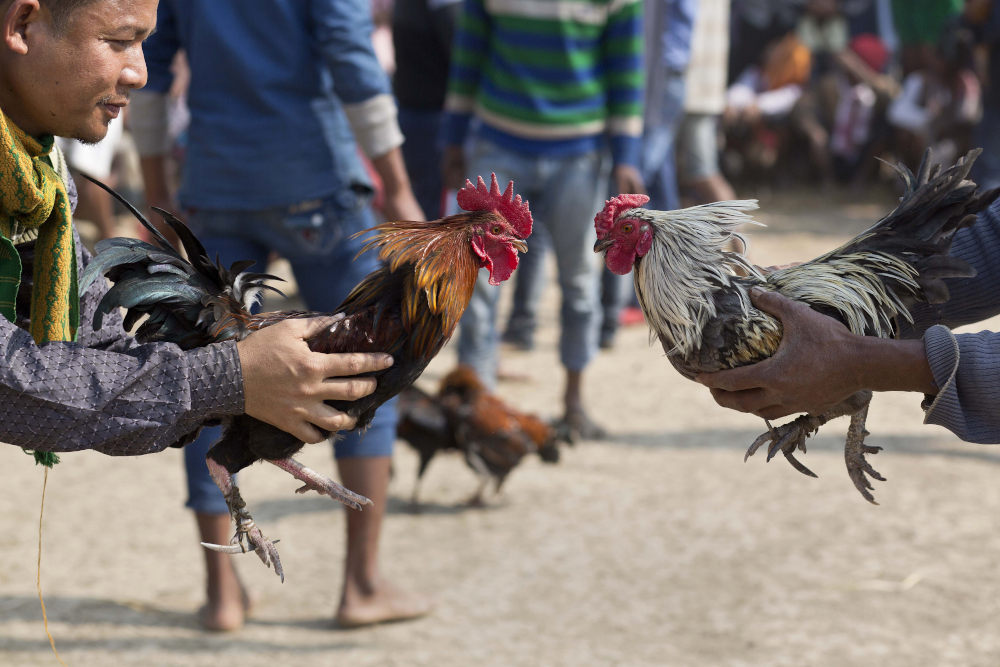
443,0,644,166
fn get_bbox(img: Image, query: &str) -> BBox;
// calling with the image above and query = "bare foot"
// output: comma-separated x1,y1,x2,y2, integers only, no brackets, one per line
199,587,253,633
335,580,433,629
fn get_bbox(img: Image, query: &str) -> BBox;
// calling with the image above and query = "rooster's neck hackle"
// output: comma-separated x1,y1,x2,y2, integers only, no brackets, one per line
631,200,763,356
358,214,485,338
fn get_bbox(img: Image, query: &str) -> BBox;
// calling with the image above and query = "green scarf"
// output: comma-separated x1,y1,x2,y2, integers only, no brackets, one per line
0,110,78,344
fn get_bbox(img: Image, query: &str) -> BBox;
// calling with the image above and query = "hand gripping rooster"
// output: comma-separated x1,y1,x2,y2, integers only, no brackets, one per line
81,174,531,579
593,150,998,503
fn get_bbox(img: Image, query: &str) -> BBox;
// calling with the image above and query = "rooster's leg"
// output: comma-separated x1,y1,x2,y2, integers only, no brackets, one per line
267,457,373,511
843,398,885,504
202,457,285,582
745,391,873,479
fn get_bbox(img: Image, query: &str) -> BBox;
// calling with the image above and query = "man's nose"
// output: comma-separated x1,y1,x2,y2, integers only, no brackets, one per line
122,47,148,89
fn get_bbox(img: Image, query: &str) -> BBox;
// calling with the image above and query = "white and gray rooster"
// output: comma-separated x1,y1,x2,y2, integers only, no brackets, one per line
594,150,999,502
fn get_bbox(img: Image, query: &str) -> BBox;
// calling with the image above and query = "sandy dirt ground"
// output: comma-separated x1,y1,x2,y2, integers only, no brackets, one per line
3,186,1000,667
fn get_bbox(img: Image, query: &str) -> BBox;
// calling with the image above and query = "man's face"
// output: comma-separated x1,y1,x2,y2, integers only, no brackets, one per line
9,0,157,142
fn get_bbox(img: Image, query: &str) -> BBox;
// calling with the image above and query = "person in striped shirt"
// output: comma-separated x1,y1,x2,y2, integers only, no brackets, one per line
440,0,645,439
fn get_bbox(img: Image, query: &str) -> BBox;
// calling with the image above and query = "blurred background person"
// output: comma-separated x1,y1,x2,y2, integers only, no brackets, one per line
722,32,812,185
131,0,428,632
887,20,981,170
676,0,737,205
441,0,645,439
967,0,1000,190
392,0,461,219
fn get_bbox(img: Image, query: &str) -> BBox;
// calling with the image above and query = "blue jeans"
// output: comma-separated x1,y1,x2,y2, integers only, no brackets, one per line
457,139,609,387
183,196,397,514
641,70,687,211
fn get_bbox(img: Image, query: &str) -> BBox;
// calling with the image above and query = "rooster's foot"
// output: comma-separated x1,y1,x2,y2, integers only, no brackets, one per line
745,414,824,478
844,402,884,504
202,512,285,582
268,457,373,511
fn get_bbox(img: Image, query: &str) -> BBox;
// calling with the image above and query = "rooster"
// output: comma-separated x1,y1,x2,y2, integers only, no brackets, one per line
397,366,561,505
81,174,532,579
593,150,998,503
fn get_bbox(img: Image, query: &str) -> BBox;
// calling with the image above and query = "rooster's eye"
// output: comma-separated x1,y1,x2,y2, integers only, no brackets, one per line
621,223,633,233
491,225,502,235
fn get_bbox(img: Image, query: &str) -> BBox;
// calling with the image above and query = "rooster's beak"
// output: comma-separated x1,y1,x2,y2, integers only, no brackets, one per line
512,238,528,253
594,237,613,253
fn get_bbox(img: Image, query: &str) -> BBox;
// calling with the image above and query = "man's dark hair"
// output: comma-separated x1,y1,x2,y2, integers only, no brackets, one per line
42,0,99,31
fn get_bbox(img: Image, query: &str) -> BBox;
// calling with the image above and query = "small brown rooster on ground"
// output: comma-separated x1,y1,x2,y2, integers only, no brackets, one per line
594,150,998,502
396,365,561,505
81,175,531,579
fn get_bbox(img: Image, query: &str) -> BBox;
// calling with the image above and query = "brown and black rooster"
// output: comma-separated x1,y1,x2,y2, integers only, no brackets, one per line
396,366,562,505
593,150,998,503
80,174,532,579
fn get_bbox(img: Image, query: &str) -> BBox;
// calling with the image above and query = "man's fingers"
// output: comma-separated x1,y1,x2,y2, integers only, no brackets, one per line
298,313,346,339
748,288,801,320
319,352,394,378
289,420,326,445
320,376,378,401
709,386,761,412
308,403,358,434
697,364,766,392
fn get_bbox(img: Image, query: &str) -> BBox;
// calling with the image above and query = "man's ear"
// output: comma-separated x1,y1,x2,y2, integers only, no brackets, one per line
2,0,42,55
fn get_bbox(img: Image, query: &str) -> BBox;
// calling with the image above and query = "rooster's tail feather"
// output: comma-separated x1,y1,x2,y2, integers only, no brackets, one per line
78,176,283,348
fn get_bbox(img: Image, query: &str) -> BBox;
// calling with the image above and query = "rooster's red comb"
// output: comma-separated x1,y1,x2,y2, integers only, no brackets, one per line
594,193,650,238
456,173,533,238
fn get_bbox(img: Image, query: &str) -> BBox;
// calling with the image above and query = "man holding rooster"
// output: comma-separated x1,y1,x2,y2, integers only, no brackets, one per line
0,0,406,630
699,197,1000,445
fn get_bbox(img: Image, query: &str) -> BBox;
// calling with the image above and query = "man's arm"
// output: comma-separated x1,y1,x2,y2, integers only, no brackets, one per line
310,0,423,222
0,239,392,456
607,0,645,194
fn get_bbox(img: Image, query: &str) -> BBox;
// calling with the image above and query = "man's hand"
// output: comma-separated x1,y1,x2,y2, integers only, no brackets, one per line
612,164,645,196
696,289,869,419
371,147,426,222
442,145,469,193
237,316,394,444
696,289,937,419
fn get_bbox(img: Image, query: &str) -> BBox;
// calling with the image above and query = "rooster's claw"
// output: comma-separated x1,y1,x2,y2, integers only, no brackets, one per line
202,516,285,582
745,415,822,479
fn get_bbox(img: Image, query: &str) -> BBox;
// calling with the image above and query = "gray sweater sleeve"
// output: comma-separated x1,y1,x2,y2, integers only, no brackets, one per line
899,198,1000,442
0,238,244,456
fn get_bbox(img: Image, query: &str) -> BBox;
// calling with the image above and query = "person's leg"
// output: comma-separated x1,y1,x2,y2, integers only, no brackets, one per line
457,140,537,388
679,113,736,204
279,196,430,627
536,149,608,437
183,211,270,632
334,434,431,627
501,222,551,350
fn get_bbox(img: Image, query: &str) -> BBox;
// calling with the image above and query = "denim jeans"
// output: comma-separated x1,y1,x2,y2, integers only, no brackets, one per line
457,139,609,387
183,196,397,514
641,69,687,212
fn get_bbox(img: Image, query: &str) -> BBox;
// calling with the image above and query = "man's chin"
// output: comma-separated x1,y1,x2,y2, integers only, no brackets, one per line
67,116,113,145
